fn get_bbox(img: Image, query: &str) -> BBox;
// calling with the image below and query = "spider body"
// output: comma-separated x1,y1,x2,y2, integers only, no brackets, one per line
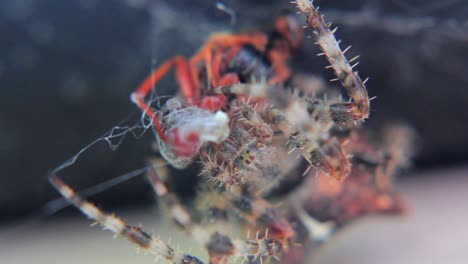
50,1,411,264
130,13,303,170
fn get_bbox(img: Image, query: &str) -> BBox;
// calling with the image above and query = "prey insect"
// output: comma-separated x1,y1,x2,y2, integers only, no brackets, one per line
50,1,411,263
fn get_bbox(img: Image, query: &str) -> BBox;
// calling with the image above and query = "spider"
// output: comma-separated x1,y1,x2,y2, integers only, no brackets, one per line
50,1,411,263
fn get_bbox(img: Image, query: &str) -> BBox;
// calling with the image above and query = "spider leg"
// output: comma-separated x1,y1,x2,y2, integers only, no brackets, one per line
211,47,241,87
190,33,268,87
292,125,413,225
264,106,350,180
266,13,305,86
308,137,350,181
49,175,204,264
191,30,294,104
131,56,200,140
222,187,295,243
268,62,291,86
146,162,286,264
184,32,268,111
295,0,370,122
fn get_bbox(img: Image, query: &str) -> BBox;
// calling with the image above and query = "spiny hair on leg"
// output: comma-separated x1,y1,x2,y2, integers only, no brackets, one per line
144,162,287,262
49,175,204,264
294,0,370,122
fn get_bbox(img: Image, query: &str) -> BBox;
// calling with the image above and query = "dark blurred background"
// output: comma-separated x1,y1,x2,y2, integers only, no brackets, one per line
1,0,467,224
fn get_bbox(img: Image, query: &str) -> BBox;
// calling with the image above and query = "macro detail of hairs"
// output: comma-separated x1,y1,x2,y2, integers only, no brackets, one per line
0,0,467,264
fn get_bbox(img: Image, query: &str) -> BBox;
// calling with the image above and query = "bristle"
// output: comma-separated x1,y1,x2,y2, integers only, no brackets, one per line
49,175,199,264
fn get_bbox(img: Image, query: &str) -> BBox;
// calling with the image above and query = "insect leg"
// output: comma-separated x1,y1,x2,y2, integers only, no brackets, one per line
190,33,268,88
131,56,200,140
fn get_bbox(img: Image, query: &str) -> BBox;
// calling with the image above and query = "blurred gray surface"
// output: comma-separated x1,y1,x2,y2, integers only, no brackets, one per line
1,166,467,264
